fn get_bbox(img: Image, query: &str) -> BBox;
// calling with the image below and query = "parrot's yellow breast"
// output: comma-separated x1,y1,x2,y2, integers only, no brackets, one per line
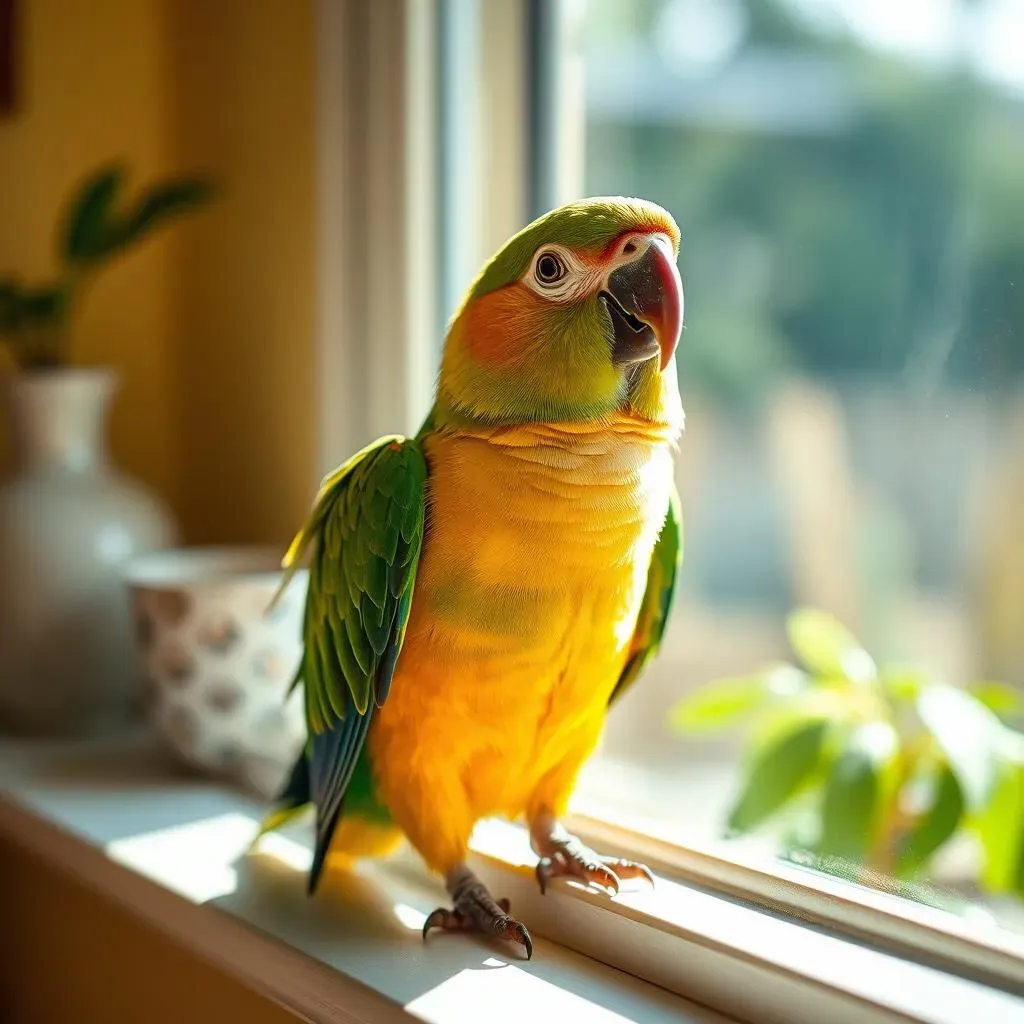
366,414,675,869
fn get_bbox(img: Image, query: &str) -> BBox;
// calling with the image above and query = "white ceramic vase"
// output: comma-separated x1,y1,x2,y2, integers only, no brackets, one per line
0,368,178,735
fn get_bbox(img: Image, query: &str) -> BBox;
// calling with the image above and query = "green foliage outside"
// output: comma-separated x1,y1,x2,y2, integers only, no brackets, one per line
671,608,1024,898
0,163,214,370
583,0,1024,411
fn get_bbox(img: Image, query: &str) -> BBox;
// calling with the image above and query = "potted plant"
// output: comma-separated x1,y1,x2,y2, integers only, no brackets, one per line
0,162,214,736
671,608,1024,913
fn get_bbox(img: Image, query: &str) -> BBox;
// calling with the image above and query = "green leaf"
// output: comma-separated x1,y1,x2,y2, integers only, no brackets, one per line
819,721,896,861
896,765,964,876
110,178,214,253
0,279,24,332
61,163,124,263
749,681,860,756
671,676,766,732
968,681,1024,720
786,607,876,684
669,666,809,733
727,718,829,834
20,285,67,326
972,761,1024,893
916,683,1006,810
880,664,930,702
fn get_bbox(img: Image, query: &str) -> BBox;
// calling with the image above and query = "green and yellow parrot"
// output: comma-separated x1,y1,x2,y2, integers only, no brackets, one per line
264,197,685,958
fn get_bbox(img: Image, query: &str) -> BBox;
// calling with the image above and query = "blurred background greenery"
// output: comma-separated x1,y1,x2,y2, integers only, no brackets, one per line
585,0,1024,407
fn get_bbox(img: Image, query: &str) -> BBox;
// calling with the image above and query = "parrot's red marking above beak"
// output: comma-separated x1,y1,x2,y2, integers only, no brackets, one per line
601,232,683,372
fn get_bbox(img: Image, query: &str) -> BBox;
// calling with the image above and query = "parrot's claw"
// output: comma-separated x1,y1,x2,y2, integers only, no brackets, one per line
535,852,655,896
531,816,655,897
423,867,533,959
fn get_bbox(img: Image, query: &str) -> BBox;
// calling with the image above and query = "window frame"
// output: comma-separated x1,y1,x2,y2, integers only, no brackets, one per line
314,0,441,477
314,0,537,473
464,817,1024,1024
565,808,1024,994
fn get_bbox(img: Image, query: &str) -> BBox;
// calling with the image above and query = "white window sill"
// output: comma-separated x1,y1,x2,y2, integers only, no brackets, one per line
0,733,726,1024
0,734,1021,1024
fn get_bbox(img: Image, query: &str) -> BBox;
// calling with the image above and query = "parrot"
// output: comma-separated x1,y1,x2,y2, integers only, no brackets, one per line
261,196,685,960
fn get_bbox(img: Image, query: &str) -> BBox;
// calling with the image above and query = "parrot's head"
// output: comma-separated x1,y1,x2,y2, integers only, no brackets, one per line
436,197,684,430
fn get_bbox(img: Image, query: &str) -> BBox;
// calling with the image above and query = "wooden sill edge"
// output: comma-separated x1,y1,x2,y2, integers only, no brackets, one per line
0,795,415,1024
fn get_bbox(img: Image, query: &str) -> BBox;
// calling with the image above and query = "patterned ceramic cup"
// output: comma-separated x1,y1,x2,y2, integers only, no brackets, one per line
126,546,308,798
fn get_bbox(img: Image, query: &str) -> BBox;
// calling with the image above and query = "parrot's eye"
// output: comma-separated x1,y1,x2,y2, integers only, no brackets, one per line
535,252,566,285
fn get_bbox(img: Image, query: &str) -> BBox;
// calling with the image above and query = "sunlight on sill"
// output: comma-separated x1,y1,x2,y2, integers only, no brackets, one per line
106,811,262,902
393,901,429,931
98,804,735,965
98,799,1019,981
98,808,552,926
90,781,1024,988
104,812,312,904
405,957,645,1024
100,807,542,909
98,808,691,1024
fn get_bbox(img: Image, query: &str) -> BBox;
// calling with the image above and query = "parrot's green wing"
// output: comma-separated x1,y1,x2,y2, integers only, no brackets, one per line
277,435,427,891
609,485,683,706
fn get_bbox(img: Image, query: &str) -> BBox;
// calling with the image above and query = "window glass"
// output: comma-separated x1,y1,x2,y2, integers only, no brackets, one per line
570,0,1024,938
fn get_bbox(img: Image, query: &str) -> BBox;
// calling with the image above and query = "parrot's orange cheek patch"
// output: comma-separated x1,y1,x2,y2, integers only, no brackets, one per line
464,285,542,368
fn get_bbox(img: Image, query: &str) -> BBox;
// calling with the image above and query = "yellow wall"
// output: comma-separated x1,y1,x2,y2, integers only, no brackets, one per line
0,0,317,545
169,0,317,545
0,0,178,509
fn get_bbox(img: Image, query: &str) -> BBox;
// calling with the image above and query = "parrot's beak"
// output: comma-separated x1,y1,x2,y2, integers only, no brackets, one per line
601,234,683,372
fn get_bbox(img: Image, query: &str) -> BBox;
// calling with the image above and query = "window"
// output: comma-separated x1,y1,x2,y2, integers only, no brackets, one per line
507,0,1024,968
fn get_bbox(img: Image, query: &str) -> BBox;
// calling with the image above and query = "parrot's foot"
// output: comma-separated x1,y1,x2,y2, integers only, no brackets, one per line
422,864,533,960
530,814,655,897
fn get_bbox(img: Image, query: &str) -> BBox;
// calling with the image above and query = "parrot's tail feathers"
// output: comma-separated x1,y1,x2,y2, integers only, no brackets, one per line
308,802,344,895
250,750,312,851
307,712,374,893
277,745,312,805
